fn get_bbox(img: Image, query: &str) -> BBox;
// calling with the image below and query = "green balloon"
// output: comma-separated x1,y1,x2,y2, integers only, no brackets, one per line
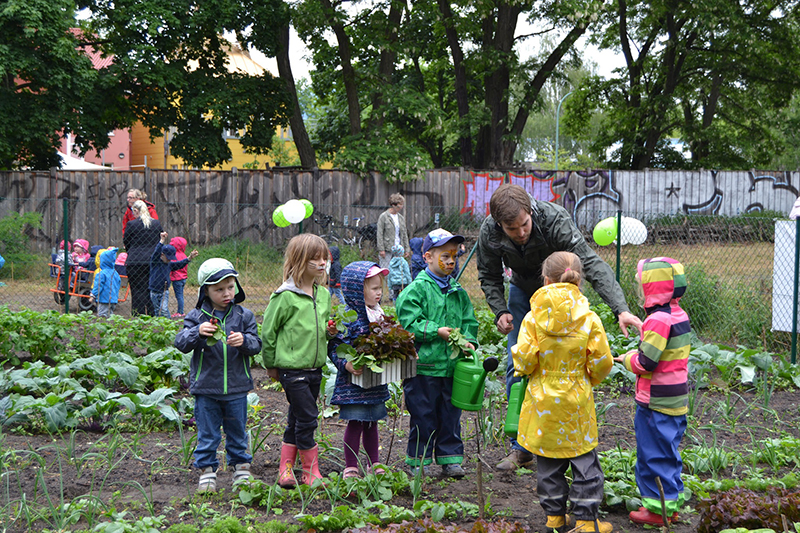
300,198,314,219
593,217,618,246
272,206,290,228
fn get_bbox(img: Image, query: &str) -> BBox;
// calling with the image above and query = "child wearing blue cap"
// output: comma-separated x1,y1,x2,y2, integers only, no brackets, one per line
395,228,479,478
149,232,197,317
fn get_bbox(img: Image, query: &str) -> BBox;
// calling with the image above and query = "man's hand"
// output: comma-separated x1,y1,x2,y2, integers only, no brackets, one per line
437,326,453,340
496,313,514,335
618,311,643,338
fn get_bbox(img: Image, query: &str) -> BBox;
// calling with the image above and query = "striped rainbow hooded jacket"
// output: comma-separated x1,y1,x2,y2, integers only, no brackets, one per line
622,257,690,416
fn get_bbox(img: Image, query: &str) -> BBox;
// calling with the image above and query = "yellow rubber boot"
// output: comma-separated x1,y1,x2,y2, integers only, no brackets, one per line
545,515,572,532
575,519,613,533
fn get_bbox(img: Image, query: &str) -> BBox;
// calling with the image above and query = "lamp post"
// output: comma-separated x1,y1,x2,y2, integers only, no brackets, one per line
554,90,573,172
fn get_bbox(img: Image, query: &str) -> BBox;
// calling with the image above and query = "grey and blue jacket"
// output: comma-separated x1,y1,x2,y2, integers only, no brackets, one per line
175,297,262,396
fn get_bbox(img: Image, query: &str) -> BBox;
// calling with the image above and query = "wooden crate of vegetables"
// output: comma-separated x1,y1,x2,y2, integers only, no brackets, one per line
336,315,417,389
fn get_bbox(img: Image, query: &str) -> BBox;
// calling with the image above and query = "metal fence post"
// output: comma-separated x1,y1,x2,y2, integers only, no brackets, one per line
615,209,622,283
63,197,70,314
792,217,799,364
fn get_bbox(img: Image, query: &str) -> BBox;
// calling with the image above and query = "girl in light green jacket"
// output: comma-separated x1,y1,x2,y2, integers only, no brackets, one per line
261,234,333,489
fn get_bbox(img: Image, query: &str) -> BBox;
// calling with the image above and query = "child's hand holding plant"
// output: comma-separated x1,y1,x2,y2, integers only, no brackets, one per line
201,317,227,346
447,328,475,359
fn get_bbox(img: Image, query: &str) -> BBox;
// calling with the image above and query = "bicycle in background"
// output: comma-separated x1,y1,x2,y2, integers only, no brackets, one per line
314,213,377,253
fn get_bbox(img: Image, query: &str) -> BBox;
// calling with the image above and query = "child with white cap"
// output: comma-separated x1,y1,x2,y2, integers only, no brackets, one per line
174,258,262,493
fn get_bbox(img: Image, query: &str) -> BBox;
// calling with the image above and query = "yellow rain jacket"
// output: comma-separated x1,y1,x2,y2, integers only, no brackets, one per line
511,282,613,459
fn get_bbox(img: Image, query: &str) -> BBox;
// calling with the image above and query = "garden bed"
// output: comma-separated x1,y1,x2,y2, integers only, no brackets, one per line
2,364,800,532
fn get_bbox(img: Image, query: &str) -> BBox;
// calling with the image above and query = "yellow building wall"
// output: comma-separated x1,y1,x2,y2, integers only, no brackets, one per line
130,123,302,170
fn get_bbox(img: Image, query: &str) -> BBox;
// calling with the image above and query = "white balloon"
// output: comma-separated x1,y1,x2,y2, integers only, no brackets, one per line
620,216,648,245
283,199,306,224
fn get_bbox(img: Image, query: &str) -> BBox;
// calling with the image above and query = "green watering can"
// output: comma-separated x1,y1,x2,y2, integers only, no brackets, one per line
504,377,528,438
451,349,499,411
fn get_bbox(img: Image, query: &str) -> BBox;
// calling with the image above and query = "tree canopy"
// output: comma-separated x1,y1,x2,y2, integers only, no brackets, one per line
0,0,129,170
6,0,800,174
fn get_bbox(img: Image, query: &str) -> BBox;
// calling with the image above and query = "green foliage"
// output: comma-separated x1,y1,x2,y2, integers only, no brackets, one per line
0,211,43,255
0,307,179,364
697,487,800,533
77,0,292,169
0,0,129,170
446,328,473,359
475,307,505,347
337,315,416,370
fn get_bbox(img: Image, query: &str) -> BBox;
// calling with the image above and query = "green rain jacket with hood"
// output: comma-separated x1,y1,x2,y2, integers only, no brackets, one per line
261,278,332,370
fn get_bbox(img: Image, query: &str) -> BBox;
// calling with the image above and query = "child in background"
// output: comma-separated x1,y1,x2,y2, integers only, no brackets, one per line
512,251,613,533
71,239,91,266
170,236,190,318
396,229,479,478
328,261,391,478
615,257,690,527
174,258,263,492
387,244,412,301
90,248,122,317
328,245,344,304
150,232,198,317
261,234,334,488
409,237,425,280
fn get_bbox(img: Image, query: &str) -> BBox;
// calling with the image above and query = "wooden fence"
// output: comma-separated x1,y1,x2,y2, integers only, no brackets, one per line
0,167,797,253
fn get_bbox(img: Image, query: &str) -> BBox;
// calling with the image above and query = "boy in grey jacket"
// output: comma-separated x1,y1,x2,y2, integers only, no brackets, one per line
174,258,262,493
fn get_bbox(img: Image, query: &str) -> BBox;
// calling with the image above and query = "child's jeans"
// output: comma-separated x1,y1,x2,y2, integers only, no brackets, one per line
172,279,186,314
193,394,251,470
97,302,116,318
403,374,463,466
329,286,345,305
150,290,170,317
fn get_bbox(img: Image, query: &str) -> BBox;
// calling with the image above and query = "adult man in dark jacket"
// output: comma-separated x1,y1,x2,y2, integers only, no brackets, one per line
476,183,642,471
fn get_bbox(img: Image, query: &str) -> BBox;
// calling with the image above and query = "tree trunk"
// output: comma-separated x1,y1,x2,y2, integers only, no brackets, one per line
438,0,472,167
506,23,589,165
319,0,361,136
275,23,317,168
369,0,404,130
474,4,520,168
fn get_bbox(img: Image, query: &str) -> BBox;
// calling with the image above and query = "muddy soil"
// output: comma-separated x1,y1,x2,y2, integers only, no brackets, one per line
2,366,799,533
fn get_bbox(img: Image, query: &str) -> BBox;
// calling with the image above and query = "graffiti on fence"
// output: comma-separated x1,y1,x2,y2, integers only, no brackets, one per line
462,170,616,218
461,169,798,219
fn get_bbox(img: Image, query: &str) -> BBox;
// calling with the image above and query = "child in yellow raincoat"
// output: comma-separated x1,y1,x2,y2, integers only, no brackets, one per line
511,251,613,533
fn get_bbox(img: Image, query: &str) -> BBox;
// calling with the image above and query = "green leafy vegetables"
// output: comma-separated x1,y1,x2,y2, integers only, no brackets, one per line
337,315,416,372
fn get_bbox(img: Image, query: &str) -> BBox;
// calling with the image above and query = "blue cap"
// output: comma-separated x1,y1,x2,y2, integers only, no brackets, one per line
422,228,465,254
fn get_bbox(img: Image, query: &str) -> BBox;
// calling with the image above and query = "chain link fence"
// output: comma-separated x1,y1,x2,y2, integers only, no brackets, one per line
0,198,797,357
